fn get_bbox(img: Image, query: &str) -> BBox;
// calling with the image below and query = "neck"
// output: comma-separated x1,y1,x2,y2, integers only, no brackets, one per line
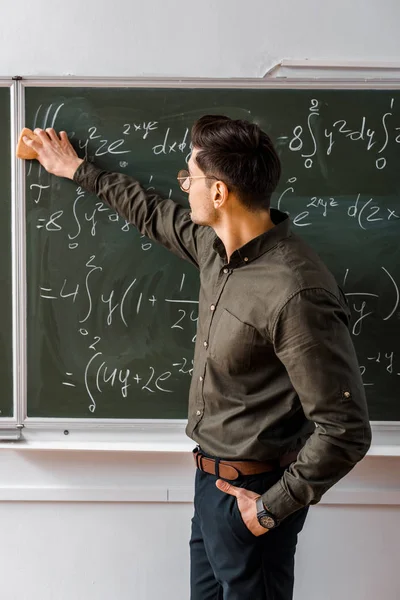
213,206,275,261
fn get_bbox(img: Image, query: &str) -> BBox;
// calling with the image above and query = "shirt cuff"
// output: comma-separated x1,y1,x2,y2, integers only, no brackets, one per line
73,160,105,193
261,478,305,522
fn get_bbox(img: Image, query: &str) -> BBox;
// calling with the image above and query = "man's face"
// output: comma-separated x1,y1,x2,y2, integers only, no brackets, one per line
186,148,218,227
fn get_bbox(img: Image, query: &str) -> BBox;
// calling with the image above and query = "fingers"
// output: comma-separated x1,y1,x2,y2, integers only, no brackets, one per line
24,128,72,150
33,128,56,144
59,131,70,144
23,127,64,153
33,128,49,142
22,135,42,153
45,128,61,143
59,131,75,152
215,479,238,497
216,479,261,502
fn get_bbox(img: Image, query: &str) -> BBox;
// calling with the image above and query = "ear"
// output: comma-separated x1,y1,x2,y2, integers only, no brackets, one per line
212,180,229,209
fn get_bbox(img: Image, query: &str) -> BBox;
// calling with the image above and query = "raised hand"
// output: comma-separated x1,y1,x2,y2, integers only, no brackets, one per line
22,128,84,180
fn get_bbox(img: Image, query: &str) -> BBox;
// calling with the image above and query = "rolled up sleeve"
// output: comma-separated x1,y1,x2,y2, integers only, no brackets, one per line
261,287,372,522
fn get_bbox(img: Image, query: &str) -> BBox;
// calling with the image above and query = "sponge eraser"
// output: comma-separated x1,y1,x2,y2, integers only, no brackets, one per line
16,128,41,160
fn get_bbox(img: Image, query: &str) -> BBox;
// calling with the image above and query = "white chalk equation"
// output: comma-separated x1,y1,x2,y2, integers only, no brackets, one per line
276,177,400,229
25,95,400,415
342,266,400,388
31,177,178,252
39,252,199,332
359,350,400,387
61,331,195,413
344,266,399,335
286,97,400,170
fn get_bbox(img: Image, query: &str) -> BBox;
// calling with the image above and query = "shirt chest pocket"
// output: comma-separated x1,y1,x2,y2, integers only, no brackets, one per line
209,309,255,375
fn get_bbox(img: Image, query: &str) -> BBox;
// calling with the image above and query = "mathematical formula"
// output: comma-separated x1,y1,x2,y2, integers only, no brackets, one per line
26,95,400,414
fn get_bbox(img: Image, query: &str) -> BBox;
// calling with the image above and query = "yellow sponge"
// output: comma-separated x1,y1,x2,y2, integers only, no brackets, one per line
16,127,41,160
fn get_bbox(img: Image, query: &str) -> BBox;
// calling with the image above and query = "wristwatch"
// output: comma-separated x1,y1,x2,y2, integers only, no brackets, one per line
256,497,279,529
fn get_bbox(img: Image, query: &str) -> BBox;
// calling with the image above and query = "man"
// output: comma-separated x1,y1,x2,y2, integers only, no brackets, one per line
23,116,371,600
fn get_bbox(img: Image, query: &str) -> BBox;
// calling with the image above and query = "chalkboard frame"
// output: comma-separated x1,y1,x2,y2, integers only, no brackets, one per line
0,79,19,440
9,76,400,451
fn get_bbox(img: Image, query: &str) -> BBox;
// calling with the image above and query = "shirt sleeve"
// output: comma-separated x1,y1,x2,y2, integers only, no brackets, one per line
73,161,210,269
261,287,372,522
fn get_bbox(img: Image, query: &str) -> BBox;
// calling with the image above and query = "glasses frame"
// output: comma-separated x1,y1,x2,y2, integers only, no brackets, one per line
177,169,219,192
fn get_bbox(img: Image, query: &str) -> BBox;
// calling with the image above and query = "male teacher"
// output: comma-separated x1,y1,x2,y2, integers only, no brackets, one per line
23,116,371,600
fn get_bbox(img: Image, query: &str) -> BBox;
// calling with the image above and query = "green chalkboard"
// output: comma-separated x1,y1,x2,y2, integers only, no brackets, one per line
0,86,13,418
25,86,400,421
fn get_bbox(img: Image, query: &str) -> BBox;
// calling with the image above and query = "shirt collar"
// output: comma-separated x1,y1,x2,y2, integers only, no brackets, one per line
212,209,291,267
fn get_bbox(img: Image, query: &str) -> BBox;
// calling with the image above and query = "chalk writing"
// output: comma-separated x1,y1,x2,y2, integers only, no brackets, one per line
24,91,400,419
288,97,399,170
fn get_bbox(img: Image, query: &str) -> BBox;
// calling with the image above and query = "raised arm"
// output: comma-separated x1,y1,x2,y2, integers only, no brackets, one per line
22,128,208,268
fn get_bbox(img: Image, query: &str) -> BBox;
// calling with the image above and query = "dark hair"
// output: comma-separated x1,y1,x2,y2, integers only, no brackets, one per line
191,115,281,211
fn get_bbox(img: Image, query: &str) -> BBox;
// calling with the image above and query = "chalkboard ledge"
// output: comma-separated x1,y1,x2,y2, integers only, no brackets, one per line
0,422,398,454
0,439,194,453
0,441,399,457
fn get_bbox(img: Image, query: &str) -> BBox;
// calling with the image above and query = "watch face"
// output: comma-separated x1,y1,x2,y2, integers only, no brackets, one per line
260,515,275,529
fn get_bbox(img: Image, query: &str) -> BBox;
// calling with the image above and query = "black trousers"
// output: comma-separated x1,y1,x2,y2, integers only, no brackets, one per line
190,467,309,600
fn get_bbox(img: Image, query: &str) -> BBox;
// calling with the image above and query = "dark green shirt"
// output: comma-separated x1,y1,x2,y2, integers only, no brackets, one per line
74,161,372,521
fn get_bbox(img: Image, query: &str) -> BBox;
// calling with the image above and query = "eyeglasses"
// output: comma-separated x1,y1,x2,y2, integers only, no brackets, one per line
177,169,218,192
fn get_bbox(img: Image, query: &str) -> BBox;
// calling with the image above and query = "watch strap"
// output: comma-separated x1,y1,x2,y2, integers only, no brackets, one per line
256,497,279,528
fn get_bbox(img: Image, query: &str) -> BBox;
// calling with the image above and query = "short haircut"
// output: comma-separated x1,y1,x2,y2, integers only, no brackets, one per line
191,115,281,211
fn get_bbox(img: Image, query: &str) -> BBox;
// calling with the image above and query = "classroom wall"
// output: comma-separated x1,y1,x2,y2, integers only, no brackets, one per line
2,0,400,78
1,1,400,599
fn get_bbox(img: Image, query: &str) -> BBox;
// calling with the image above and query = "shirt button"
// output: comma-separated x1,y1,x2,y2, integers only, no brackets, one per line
196,410,201,416
210,304,215,311
223,268,229,274
203,341,208,348
199,376,203,382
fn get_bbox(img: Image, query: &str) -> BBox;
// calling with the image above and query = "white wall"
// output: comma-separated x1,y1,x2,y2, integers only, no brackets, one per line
1,1,400,599
2,0,400,78
0,450,399,599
